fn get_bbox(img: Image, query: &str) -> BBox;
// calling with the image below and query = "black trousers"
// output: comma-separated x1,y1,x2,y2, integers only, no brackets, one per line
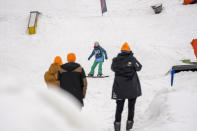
115,98,137,122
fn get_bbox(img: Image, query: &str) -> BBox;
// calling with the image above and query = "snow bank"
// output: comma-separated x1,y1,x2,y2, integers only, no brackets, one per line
136,72,197,131
0,73,97,131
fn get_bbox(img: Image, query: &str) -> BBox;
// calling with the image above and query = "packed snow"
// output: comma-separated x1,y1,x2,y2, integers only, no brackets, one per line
0,0,197,131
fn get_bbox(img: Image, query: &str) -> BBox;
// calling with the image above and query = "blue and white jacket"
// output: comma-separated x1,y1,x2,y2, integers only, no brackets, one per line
88,46,108,62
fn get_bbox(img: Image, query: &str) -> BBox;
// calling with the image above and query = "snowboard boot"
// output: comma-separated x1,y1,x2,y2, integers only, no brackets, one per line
97,74,103,77
126,121,133,131
88,74,93,77
114,122,121,131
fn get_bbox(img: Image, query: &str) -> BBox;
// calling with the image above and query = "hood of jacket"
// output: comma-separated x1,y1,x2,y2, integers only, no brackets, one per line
61,62,81,72
118,51,134,58
48,63,59,74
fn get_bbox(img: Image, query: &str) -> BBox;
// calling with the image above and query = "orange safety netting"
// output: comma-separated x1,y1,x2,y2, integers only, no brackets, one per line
191,39,197,59
184,0,195,5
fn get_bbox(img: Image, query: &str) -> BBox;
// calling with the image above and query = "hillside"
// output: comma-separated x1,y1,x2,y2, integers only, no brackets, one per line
0,0,197,131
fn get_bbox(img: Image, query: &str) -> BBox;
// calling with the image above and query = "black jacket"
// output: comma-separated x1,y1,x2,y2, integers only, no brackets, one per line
111,51,142,99
58,62,87,106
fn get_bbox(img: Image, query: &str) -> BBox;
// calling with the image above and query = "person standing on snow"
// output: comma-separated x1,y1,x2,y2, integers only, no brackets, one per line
58,53,87,107
44,56,63,87
111,42,142,131
88,41,108,77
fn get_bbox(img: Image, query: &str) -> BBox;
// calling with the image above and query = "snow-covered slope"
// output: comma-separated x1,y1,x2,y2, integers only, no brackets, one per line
1,0,197,131
0,74,96,131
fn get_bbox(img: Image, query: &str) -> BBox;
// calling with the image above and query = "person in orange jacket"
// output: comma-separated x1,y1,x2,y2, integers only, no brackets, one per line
44,56,63,87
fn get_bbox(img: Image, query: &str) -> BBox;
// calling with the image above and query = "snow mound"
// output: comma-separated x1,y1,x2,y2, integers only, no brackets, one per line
0,74,96,131
137,72,197,131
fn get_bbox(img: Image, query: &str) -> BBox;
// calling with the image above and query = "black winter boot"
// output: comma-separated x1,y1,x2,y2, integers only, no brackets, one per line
126,121,133,131
88,74,93,77
97,74,103,77
114,122,121,131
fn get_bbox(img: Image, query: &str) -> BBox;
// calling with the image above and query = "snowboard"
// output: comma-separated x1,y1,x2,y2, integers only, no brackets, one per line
86,75,109,78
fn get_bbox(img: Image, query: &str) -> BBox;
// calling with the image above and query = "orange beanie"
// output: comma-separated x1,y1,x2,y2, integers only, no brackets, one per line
67,53,76,62
121,42,130,51
54,56,63,66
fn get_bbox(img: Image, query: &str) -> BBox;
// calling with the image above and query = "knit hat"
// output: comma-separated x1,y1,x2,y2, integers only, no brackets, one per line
121,42,130,51
53,56,63,66
67,53,76,63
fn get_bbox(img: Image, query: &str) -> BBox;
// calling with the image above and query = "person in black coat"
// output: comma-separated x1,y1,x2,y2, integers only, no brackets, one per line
111,42,142,131
58,53,87,107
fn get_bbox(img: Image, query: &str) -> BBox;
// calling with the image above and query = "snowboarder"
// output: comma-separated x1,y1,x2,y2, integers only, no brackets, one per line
58,53,87,107
44,56,63,87
88,41,108,77
111,42,142,131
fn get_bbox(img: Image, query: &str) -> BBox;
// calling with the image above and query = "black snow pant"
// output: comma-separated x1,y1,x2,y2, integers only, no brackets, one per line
115,98,137,122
